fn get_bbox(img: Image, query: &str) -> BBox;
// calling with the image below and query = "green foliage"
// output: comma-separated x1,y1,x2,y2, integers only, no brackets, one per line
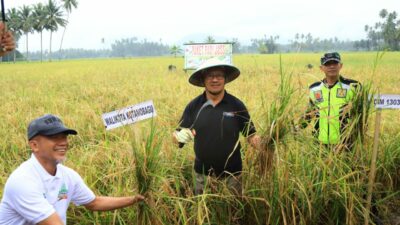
5,0,73,62
255,55,299,175
251,35,279,54
61,0,78,13
45,0,67,60
365,9,400,51
170,45,182,58
131,122,163,224
32,3,47,62
205,36,216,43
58,0,79,59
110,38,170,57
6,8,22,38
18,5,34,60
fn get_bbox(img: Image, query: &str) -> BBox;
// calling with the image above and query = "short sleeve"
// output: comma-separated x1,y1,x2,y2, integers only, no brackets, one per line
178,103,194,129
68,170,96,206
5,176,55,224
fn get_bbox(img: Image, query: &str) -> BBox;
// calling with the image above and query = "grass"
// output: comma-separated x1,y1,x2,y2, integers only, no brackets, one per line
0,52,399,224
256,54,299,177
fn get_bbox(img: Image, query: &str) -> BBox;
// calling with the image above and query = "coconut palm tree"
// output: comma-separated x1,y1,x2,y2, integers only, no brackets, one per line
205,36,215,43
6,8,22,63
44,0,66,61
170,45,182,57
58,0,78,59
18,5,34,61
32,3,46,62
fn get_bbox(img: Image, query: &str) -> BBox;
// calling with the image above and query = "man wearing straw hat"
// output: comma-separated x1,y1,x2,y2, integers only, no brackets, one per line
0,22,15,57
173,57,261,195
0,114,144,225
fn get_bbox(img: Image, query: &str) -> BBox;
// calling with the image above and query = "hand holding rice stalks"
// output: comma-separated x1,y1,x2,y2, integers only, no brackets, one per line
257,56,298,176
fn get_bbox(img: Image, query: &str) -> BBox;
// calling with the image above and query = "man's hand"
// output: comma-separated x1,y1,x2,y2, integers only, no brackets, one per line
248,134,262,150
173,128,194,144
84,195,146,211
133,194,145,203
0,22,16,57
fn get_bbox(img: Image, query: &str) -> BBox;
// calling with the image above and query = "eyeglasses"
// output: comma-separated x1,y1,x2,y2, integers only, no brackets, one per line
205,72,225,80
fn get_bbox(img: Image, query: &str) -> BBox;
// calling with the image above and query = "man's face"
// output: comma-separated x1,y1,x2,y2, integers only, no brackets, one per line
29,133,69,165
203,68,226,95
320,61,343,79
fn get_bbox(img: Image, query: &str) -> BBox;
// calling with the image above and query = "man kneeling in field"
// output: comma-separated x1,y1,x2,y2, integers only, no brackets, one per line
0,114,144,225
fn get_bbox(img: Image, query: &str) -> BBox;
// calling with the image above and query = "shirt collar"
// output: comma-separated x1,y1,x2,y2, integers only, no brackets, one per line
322,76,342,88
201,90,229,105
30,154,63,181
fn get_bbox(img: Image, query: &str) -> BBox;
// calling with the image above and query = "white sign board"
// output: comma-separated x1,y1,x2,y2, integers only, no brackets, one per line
102,100,156,130
373,94,400,109
184,43,233,70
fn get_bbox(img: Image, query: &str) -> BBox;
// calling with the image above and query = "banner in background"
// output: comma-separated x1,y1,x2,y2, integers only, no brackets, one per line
184,43,233,70
102,100,156,130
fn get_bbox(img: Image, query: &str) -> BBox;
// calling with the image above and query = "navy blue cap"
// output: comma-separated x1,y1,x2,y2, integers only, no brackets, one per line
321,52,341,65
27,114,77,140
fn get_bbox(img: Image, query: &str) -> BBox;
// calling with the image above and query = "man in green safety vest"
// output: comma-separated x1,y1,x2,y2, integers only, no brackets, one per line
302,52,384,224
301,52,361,150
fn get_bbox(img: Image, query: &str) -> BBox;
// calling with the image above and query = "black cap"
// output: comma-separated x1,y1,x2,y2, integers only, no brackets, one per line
321,52,341,65
27,114,77,140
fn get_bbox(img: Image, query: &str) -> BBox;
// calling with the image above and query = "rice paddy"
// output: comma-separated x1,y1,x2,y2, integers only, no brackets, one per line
0,52,399,224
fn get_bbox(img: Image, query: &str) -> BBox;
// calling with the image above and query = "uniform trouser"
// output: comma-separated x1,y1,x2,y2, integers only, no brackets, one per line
194,172,242,196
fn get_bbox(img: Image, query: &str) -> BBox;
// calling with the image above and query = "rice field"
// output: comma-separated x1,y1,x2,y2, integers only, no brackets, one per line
0,52,399,224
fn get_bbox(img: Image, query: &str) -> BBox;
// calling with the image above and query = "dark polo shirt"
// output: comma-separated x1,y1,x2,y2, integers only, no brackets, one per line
179,91,256,177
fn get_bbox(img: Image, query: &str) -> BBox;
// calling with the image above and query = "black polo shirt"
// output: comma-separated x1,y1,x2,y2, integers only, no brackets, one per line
179,91,256,177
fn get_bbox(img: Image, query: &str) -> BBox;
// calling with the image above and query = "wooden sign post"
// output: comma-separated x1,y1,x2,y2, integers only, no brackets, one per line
364,94,400,225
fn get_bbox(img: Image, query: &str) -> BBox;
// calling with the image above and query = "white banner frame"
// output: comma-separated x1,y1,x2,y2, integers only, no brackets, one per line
184,42,233,70
102,100,156,130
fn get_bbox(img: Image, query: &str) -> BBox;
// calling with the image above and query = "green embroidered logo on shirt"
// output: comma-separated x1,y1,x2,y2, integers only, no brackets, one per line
58,183,68,200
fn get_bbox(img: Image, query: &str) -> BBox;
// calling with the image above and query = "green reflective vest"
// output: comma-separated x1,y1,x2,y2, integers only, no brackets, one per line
308,76,360,144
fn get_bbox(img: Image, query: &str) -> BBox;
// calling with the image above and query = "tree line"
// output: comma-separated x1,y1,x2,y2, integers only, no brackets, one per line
356,9,400,51
237,9,399,54
5,0,78,62
3,8,399,61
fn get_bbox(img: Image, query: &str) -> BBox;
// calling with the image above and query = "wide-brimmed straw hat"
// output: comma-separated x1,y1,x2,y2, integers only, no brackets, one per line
189,58,240,87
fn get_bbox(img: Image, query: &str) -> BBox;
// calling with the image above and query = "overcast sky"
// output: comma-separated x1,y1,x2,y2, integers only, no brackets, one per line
6,0,400,51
